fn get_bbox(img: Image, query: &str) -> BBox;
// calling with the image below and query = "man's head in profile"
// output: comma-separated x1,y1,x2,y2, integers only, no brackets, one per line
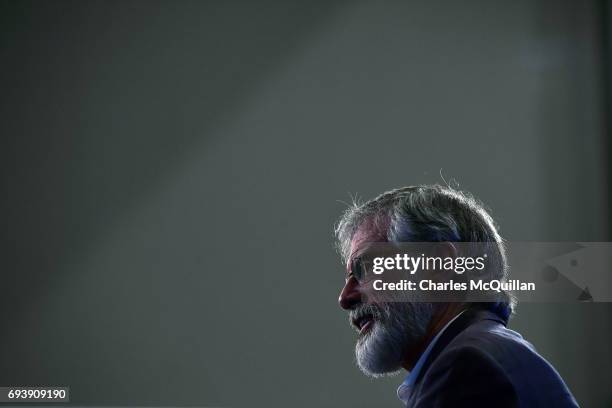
335,185,577,407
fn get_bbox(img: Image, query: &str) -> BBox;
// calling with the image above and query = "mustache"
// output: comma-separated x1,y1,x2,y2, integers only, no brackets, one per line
348,303,387,326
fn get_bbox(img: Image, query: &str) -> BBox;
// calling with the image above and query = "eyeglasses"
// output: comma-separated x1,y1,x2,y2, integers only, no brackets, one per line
349,256,366,282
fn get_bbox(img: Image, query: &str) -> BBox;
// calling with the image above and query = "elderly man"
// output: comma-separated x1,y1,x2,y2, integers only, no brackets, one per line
336,185,578,407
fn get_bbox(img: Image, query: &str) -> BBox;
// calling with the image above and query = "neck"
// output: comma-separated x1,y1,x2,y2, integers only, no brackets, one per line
401,303,465,371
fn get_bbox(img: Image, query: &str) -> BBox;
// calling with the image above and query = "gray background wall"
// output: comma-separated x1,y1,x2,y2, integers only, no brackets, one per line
1,0,611,407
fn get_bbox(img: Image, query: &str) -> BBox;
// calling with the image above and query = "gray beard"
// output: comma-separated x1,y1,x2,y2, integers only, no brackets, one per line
354,302,433,377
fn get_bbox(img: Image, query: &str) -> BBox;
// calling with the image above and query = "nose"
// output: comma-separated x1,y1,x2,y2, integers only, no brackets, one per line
338,275,362,310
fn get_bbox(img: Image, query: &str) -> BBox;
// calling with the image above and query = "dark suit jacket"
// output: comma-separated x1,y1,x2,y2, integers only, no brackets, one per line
404,308,579,407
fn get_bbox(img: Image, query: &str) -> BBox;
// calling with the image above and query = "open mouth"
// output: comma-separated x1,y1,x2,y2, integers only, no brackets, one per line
352,314,375,334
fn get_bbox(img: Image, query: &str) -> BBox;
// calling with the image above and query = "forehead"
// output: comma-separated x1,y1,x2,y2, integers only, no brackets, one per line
348,216,390,261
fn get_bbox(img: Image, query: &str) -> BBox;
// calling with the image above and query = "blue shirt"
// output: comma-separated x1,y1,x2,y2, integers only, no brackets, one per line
397,310,466,405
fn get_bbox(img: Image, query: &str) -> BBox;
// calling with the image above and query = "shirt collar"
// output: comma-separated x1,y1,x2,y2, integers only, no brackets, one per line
397,310,466,404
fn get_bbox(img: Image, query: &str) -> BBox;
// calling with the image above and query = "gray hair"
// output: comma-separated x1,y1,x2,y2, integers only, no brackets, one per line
335,185,515,319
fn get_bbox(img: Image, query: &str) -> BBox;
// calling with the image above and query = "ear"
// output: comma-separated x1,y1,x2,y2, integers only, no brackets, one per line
428,241,459,280
435,241,458,260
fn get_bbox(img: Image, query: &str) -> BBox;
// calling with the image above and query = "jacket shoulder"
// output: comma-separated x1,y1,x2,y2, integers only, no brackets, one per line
415,320,579,407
